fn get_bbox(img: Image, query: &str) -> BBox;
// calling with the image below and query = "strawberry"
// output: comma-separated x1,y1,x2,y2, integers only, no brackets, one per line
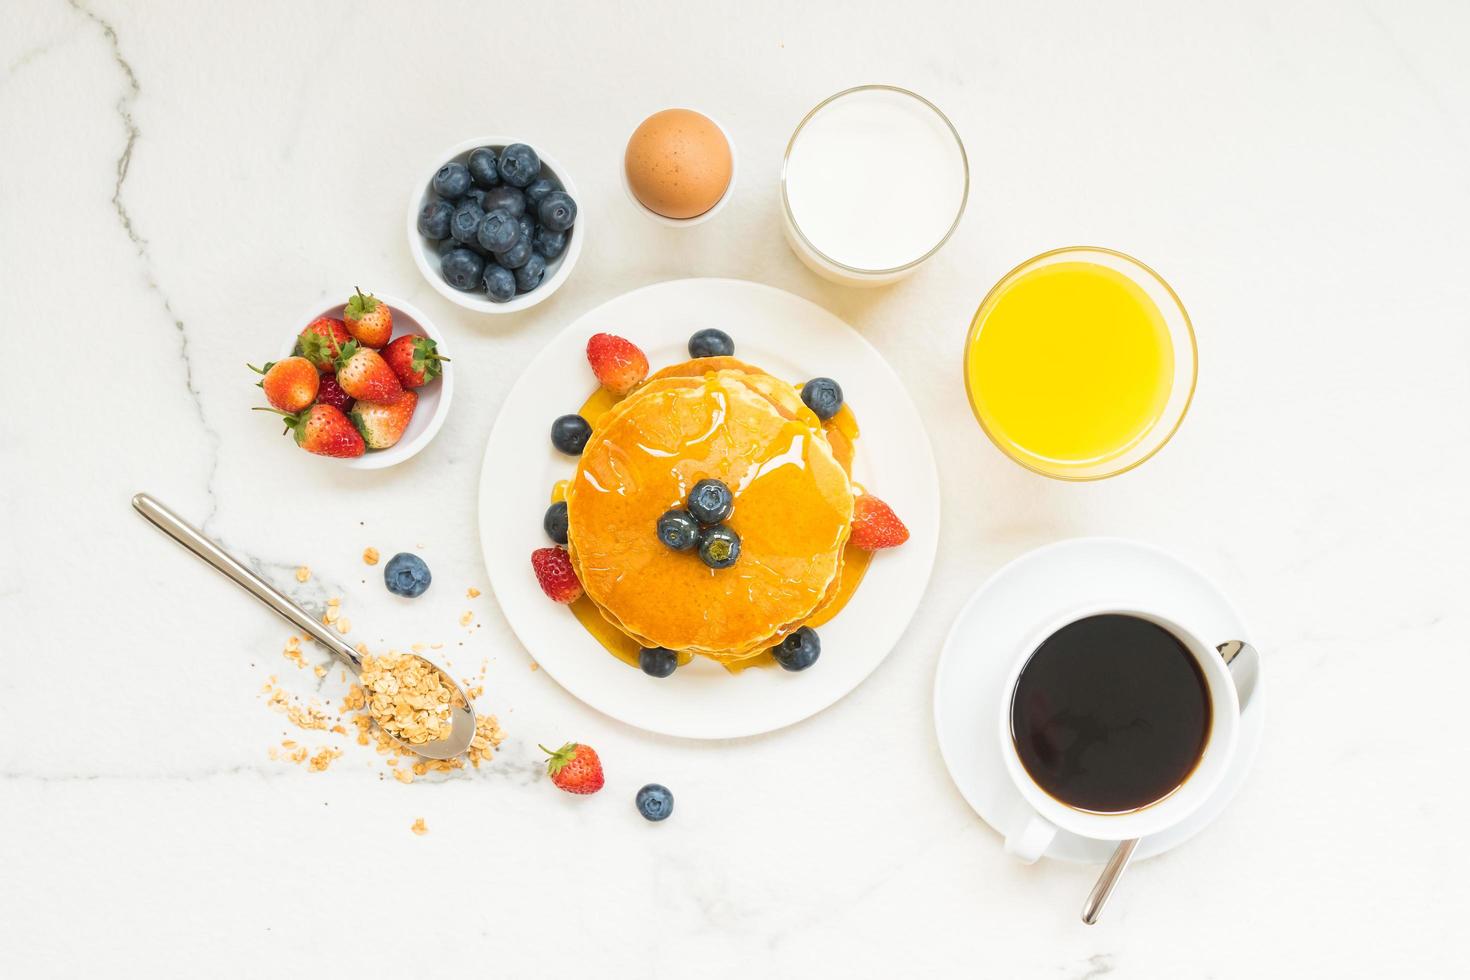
850,494,910,550
539,742,604,795
334,340,404,402
349,390,417,450
383,335,449,388
315,372,354,413
531,547,582,603
343,287,393,348
586,332,648,396
296,316,350,372
249,356,319,413
255,403,365,458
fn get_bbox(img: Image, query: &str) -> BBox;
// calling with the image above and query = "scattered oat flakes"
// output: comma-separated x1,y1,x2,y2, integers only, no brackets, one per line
467,714,505,768
394,768,414,784
336,617,351,634
308,747,343,772
410,818,428,836
363,547,380,565
466,587,481,599
324,605,340,624
295,566,310,583
286,702,331,731
459,611,474,627
529,661,539,672
313,664,327,678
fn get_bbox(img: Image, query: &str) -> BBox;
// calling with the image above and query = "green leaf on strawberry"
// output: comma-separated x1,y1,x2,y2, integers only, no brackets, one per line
345,287,380,320
296,332,334,370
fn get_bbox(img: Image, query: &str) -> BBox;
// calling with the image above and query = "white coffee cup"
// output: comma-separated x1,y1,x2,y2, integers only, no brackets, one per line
999,606,1257,863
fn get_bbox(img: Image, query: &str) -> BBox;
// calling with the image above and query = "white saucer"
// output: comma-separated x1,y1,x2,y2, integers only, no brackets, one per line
479,278,940,739
933,537,1265,864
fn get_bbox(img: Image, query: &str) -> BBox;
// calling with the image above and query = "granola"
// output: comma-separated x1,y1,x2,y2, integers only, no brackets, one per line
359,651,460,745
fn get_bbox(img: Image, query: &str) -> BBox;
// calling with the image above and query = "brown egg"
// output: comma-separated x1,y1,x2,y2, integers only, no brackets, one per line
625,109,733,220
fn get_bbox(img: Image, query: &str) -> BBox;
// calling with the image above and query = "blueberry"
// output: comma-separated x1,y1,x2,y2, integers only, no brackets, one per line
383,552,432,598
437,236,462,257
688,328,734,358
467,146,500,186
431,162,472,201
537,191,577,232
533,226,568,261
514,252,546,293
639,648,678,679
543,501,569,544
516,213,537,242
482,185,527,218
417,199,453,240
497,143,541,187
483,264,517,302
461,187,487,209
524,177,557,213
440,247,485,291
801,377,844,421
773,626,820,671
476,208,521,253
550,414,592,455
495,236,533,270
687,479,734,524
635,783,675,820
698,525,741,569
449,202,485,245
656,509,700,551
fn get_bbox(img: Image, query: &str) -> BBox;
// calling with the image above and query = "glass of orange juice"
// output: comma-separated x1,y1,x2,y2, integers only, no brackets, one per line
963,247,1197,480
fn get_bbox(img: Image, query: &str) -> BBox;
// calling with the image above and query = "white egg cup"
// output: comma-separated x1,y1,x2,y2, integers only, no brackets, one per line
620,110,737,228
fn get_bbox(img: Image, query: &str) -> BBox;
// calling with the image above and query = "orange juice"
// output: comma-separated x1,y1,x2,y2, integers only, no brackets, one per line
966,258,1177,475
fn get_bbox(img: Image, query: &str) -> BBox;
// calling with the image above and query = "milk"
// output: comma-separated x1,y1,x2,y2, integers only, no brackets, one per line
783,87,967,280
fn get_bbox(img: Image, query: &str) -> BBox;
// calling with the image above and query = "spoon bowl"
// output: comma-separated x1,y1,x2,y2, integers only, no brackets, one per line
131,493,476,760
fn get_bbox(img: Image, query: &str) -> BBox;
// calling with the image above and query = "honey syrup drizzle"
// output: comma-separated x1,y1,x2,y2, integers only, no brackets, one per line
558,384,871,672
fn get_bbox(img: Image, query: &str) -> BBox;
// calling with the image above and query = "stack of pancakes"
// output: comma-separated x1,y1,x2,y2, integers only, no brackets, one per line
566,357,855,666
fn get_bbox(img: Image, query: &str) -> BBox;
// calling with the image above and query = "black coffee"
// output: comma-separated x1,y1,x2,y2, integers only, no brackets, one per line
1010,614,1211,814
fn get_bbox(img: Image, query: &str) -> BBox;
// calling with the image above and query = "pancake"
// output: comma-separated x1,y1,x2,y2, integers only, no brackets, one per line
566,364,854,658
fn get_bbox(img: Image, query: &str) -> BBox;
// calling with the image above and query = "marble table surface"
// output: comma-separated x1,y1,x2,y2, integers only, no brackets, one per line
3,1,1466,976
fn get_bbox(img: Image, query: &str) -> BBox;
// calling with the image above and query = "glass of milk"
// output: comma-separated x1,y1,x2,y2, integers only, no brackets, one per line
781,85,969,287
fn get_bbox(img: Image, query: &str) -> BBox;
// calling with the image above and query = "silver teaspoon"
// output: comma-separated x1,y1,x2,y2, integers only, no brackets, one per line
1081,640,1261,924
132,492,476,760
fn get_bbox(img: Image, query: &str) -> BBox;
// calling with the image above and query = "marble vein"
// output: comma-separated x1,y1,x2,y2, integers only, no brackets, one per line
68,0,223,530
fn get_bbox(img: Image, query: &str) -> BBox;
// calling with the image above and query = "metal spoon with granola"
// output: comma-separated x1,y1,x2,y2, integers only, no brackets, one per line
132,493,476,760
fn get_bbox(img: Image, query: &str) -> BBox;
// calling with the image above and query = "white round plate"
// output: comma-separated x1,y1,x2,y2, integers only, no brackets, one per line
280,293,452,470
934,537,1266,863
479,278,940,738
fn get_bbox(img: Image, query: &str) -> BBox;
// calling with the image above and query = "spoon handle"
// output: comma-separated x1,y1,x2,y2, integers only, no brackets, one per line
131,492,363,672
1081,837,1138,925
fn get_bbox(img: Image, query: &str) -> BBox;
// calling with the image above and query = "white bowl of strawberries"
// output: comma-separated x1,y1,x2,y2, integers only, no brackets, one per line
252,289,453,469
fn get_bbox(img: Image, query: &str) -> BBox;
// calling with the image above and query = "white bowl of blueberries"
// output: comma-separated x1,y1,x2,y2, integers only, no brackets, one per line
408,137,583,314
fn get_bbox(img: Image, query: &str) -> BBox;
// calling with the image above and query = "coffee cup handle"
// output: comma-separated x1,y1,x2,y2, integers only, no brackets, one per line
1004,803,1058,864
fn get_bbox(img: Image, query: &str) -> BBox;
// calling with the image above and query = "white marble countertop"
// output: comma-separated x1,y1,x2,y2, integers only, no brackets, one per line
3,1,1467,976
